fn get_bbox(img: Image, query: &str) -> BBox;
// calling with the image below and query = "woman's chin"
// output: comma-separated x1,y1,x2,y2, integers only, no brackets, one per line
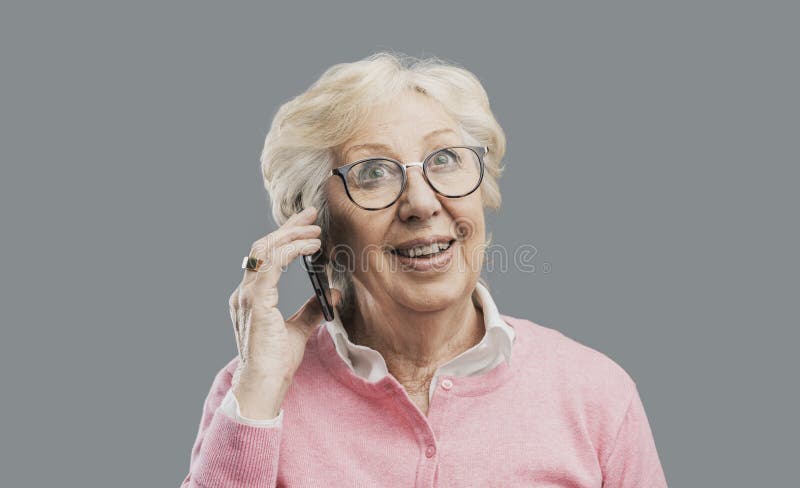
387,281,467,312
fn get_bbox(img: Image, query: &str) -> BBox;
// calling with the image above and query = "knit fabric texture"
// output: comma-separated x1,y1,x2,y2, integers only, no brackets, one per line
180,315,668,487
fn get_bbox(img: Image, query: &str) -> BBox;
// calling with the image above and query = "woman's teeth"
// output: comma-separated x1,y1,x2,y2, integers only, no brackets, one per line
395,241,452,258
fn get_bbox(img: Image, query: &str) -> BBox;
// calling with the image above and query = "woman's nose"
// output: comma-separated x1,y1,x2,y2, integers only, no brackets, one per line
397,166,441,221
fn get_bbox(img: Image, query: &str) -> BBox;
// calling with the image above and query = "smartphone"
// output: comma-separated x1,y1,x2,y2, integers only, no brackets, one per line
301,250,335,322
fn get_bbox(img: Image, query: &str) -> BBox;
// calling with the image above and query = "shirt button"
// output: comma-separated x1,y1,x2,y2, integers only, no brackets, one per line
441,379,453,390
425,445,436,458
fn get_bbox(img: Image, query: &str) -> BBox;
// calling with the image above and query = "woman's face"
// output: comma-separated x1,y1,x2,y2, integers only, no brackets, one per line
326,90,486,313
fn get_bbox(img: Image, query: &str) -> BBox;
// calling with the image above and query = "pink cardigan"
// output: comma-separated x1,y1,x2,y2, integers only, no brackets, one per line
180,315,668,487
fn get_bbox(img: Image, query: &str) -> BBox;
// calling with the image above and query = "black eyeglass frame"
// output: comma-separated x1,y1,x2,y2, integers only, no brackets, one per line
330,145,488,211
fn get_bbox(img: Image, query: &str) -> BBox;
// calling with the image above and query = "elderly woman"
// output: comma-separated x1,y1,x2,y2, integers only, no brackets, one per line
180,52,667,487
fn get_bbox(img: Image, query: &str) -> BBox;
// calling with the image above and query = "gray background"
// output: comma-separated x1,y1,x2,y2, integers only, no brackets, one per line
1,1,797,486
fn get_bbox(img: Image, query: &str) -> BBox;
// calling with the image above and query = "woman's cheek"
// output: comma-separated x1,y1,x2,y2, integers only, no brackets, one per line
465,240,483,275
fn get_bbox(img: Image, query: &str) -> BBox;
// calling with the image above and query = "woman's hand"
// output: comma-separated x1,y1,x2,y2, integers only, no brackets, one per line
227,206,340,419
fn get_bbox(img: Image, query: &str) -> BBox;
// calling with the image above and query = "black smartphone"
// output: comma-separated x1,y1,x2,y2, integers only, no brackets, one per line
301,250,335,322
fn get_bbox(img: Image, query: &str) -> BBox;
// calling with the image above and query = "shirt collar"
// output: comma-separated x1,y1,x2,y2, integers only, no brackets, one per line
473,280,516,363
323,281,516,382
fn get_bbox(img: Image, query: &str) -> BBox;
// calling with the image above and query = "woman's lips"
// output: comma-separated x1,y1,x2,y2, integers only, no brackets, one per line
390,235,455,252
389,241,455,271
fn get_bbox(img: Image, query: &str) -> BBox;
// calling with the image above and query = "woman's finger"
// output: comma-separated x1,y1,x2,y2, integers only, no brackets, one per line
262,225,322,252
241,208,319,285
281,206,318,233
253,238,322,291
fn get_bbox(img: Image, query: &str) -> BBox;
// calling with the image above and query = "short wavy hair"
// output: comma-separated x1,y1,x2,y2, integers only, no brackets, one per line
260,51,507,318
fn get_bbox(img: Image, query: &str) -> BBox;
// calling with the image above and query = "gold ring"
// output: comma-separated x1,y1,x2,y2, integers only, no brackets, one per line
241,256,265,272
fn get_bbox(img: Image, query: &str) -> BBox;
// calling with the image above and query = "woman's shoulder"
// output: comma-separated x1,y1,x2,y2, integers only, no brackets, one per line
501,314,638,400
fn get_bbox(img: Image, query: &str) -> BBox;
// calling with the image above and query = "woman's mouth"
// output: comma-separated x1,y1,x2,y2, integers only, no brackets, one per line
393,239,453,258
389,239,456,271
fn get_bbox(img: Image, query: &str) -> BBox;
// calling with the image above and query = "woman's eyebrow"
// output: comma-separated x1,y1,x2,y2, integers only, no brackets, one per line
424,127,457,141
345,128,459,161
345,143,394,161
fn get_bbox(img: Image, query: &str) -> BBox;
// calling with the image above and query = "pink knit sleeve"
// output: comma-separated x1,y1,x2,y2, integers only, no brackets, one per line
601,386,668,487
179,360,282,488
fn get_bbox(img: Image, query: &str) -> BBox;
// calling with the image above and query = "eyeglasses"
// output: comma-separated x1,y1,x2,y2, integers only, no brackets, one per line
330,145,487,211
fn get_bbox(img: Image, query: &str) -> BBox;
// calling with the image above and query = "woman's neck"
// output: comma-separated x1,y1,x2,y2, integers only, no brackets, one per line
346,285,486,389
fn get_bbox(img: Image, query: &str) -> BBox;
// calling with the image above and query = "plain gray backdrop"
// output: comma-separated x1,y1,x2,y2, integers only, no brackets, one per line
1,1,797,486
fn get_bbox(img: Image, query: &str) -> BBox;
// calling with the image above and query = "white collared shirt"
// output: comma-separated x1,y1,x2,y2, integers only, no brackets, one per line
219,281,516,426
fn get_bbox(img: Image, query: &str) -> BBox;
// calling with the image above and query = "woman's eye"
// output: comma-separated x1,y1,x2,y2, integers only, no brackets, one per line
431,149,459,166
367,167,385,178
357,162,389,182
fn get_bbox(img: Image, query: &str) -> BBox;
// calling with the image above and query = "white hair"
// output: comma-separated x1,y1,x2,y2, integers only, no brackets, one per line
260,51,507,318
